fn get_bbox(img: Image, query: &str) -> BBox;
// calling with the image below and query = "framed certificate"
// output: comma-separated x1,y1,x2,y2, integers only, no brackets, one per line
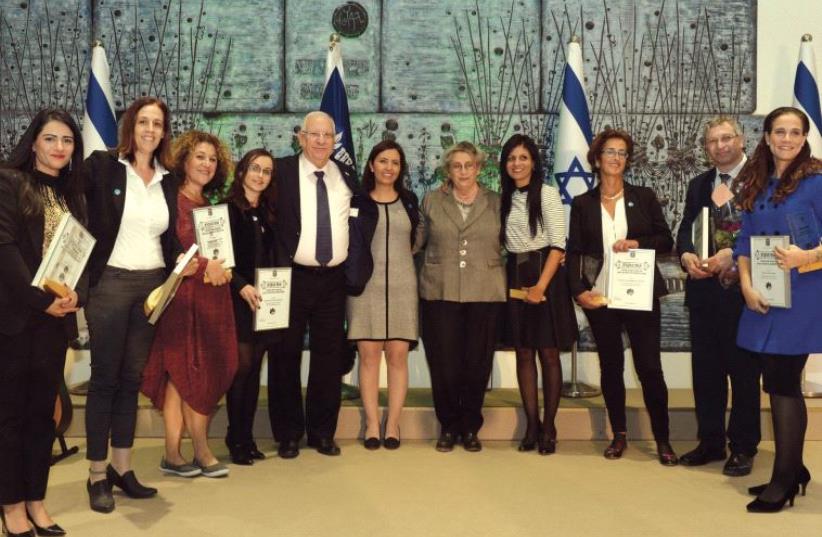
192,204,235,268
605,249,655,311
253,267,291,331
32,213,96,297
751,235,791,308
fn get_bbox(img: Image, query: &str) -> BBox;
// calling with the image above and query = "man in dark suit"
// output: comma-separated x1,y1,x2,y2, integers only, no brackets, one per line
676,116,760,476
269,111,372,458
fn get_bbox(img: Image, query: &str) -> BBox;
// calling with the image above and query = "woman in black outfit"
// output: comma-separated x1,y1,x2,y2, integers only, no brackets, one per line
0,109,86,536
499,134,577,454
566,128,678,466
224,148,279,465
83,97,185,513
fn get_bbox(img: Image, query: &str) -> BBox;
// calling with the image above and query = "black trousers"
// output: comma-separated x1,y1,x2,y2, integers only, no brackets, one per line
584,300,670,441
84,267,165,461
0,314,67,504
688,285,761,455
268,265,346,442
420,300,501,435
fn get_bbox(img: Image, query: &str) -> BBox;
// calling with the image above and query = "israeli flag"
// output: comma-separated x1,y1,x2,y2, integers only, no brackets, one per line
552,37,595,214
81,42,117,158
320,35,357,179
794,34,822,157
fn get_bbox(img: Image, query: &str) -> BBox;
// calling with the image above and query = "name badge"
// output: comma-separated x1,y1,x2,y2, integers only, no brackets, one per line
349,208,359,218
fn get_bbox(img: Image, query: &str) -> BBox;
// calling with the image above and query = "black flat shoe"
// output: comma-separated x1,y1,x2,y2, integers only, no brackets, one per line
25,514,65,537
749,465,811,496
106,465,157,498
86,478,114,514
746,485,799,513
435,432,456,452
308,437,341,456
277,440,300,459
0,512,35,537
537,432,556,455
657,441,678,466
678,444,726,466
363,437,381,450
604,433,627,459
229,448,254,466
462,432,482,452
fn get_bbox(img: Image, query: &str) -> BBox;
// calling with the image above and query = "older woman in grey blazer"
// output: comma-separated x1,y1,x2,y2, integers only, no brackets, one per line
418,141,506,453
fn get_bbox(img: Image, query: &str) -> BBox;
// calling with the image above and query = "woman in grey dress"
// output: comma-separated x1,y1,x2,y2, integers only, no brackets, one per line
347,140,419,450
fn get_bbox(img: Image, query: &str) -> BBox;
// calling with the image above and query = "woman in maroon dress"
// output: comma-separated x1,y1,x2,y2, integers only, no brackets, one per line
141,130,238,478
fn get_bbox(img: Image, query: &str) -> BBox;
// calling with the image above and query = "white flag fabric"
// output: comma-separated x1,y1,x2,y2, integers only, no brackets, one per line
793,35,822,157
82,43,117,158
552,39,595,220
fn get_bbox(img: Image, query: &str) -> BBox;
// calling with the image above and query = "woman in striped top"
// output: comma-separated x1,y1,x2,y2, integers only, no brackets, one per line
500,134,578,454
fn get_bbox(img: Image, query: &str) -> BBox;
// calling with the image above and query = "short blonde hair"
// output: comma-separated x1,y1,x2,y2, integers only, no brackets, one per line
441,141,487,174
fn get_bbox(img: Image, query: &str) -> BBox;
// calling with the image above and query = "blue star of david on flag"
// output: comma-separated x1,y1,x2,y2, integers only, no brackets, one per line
554,156,595,204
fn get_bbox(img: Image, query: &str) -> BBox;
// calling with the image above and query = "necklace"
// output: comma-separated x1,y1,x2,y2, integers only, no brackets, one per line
601,189,624,201
453,184,479,205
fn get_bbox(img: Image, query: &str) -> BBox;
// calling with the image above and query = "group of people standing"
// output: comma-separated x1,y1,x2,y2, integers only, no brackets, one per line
0,99,820,537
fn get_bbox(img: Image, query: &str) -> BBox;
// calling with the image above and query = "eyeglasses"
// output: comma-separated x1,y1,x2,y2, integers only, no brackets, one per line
450,161,477,172
248,163,273,177
302,131,334,141
705,134,738,146
601,148,628,159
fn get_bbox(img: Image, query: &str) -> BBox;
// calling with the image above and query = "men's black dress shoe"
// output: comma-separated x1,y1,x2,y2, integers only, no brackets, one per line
277,440,300,459
308,438,341,456
678,444,726,466
106,465,157,498
463,432,482,452
435,432,456,452
248,443,266,460
26,513,66,536
723,453,754,476
86,478,115,513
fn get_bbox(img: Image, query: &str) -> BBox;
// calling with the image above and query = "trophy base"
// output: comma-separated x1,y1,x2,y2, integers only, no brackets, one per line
802,380,822,398
561,381,601,398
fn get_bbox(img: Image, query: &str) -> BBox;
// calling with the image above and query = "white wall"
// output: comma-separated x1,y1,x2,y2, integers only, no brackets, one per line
754,0,822,114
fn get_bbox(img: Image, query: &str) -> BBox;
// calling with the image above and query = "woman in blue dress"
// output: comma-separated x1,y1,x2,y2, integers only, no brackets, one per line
734,106,822,513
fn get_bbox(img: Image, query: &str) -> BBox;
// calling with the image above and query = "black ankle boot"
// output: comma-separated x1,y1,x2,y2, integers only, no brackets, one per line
106,465,157,498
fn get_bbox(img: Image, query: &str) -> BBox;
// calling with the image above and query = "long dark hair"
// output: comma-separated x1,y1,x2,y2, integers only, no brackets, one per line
499,134,544,245
4,108,86,223
225,148,277,227
736,106,822,211
361,140,419,247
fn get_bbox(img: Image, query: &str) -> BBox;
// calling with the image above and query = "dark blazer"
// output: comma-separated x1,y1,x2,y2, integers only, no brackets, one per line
227,200,274,292
0,168,83,337
675,168,735,308
84,150,183,287
272,154,378,295
566,182,674,299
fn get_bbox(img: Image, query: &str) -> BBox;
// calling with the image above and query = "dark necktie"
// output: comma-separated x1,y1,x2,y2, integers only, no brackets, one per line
719,173,731,185
315,171,332,266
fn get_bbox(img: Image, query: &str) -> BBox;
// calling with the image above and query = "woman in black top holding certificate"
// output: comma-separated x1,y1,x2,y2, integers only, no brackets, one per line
0,109,85,537
223,148,278,465
499,134,576,454
566,128,677,466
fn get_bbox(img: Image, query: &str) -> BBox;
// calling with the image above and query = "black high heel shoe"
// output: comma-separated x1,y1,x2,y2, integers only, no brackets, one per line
537,431,556,455
603,433,627,459
26,513,65,537
105,465,157,498
383,426,401,450
746,484,800,513
0,511,35,537
748,465,811,496
518,429,538,452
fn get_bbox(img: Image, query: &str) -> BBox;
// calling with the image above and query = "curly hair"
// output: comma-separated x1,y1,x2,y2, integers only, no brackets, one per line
587,128,634,176
736,106,822,211
171,130,234,197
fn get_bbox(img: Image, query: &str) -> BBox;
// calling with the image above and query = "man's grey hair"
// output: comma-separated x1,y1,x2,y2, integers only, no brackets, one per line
301,111,336,134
